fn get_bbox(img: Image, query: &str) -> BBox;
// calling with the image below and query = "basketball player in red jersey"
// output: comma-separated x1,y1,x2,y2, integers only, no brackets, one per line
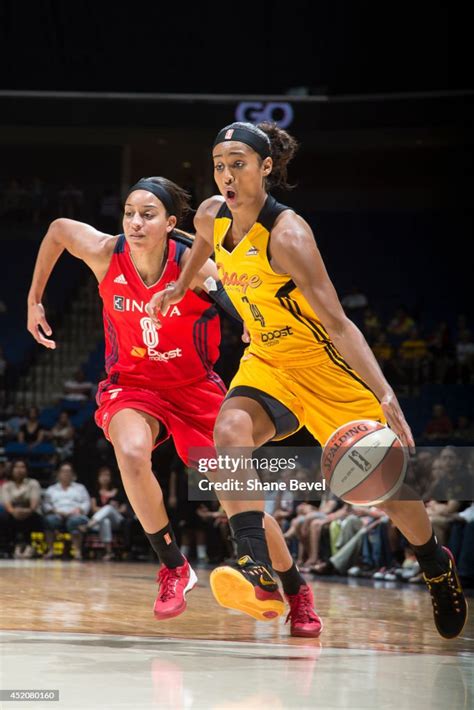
150,124,467,640
27,176,322,636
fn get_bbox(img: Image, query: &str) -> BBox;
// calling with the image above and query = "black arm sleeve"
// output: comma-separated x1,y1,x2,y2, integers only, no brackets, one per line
207,280,242,322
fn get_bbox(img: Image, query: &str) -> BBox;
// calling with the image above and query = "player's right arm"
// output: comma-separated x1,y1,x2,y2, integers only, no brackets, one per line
147,196,222,320
27,218,115,349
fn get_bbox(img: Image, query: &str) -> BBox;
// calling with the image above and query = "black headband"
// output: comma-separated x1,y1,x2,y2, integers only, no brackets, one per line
127,179,176,216
213,126,271,159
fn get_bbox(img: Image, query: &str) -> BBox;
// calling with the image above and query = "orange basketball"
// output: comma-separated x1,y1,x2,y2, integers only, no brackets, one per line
321,420,407,505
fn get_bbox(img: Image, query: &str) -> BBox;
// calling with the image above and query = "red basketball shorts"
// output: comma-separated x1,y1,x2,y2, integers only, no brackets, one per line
95,374,226,466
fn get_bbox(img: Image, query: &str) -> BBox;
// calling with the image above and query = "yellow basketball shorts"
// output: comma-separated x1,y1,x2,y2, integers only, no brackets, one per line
228,350,386,446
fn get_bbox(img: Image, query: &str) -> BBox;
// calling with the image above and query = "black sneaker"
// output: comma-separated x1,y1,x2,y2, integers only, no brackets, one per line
424,547,468,639
210,554,285,621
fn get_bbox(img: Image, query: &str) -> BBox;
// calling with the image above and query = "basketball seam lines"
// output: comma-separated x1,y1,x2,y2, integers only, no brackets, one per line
326,427,380,484
332,435,398,497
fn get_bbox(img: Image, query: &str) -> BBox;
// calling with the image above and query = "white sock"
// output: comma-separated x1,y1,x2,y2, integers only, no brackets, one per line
197,545,207,560
180,545,190,557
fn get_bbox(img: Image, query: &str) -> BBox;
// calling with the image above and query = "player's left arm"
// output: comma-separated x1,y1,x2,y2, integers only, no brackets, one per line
270,214,415,452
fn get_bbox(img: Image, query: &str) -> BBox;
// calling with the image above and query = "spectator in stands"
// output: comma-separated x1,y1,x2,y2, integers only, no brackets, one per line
58,183,83,219
98,188,121,234
399,326,429,361
301,500,349,571
0,346,7,401
425,498,461,549
387,306,415,335
371,329,407,387
456,329,474,384
43,462,90,560
283,491,342,569
372,331,393,370
399,326,430,390
5,405,27,441
0,460,11,541
194,502,228,563
266,469,298,524
0,460,8,485
1,179,27,221
455,314,470,341
80,465,126,561
405,449,436,499
178,500,215,564
283,501,320,545
414,448,471,556
2,459,42,558
30,177,47,225
361,308,380,343
428,447,473,503
311,507,388,577
427,322,455,384
49,411,75,461
453,416,474,443
17,406,45,449
423,404,453,441
341,286,368,312
63,368,94,402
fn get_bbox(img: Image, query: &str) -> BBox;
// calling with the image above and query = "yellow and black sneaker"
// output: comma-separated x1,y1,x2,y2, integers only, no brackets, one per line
424,547,468,639
210,555,285,621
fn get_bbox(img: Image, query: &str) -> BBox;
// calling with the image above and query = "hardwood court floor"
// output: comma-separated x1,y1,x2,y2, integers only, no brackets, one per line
1,560,472,654
1,560,473,710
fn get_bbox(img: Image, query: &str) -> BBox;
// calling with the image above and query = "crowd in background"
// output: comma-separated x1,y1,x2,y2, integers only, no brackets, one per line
0,447,472,589
342,290,474,394
0,177,121,233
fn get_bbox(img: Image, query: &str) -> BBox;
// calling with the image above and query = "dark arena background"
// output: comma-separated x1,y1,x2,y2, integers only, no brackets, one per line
0,4,473,709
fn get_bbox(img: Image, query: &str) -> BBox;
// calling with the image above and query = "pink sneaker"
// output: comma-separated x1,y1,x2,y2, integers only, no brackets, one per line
285,584,323,638
153,559,197,620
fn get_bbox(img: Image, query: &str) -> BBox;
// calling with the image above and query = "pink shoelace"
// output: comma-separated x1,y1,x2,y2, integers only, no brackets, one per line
286,587,319,625
157,566,182,602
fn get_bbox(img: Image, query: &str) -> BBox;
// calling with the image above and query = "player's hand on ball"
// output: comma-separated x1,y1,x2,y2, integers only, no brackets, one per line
27,302,56,349
380,392,415,455
146,282,186,328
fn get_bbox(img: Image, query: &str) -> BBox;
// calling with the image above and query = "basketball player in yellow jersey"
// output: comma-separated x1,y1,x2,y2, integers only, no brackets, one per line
150,122,467,640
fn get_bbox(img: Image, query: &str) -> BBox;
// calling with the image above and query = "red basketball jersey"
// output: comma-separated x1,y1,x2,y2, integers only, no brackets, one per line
98,233,221,389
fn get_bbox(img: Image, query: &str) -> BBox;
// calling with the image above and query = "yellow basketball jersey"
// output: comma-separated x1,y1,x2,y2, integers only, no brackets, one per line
214,195,341,367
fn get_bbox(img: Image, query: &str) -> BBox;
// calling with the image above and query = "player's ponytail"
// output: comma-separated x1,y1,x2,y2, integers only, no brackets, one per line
257,122,299,190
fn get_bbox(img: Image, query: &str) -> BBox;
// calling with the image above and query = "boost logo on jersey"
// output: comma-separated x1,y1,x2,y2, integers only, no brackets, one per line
131,345,183,361
147,347,183,362
260,326,294,345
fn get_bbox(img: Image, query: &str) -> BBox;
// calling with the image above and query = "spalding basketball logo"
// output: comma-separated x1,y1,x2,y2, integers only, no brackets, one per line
225,129,234,140
323,422,371,472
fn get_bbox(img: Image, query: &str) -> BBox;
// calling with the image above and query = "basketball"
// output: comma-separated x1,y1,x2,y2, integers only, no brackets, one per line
321,420,408,505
